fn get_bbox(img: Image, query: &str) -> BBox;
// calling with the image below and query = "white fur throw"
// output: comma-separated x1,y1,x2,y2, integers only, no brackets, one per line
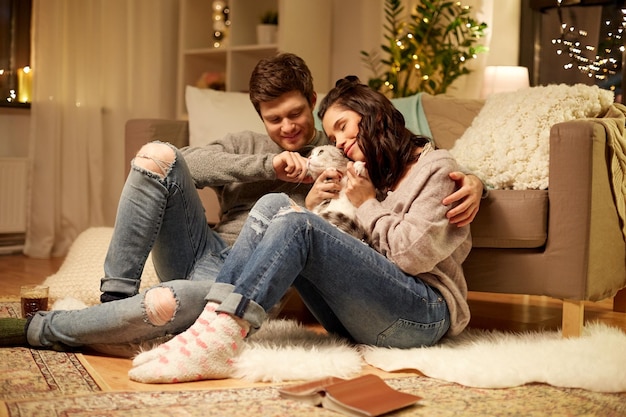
450,84,614,190
362,321,626,393
44,227,160,306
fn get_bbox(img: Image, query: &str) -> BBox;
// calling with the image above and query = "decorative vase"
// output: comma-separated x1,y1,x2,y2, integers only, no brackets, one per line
256,24,278,45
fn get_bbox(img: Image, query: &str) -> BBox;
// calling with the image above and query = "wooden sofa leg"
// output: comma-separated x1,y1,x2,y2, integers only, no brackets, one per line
562,299,584,338
613,288,626,313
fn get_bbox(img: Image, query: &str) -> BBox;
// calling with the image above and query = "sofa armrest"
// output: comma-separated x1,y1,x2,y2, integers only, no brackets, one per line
124,119,190,176
547,118,626,299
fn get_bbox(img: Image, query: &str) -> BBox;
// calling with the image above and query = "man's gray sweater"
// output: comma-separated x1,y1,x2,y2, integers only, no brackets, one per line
180,130,329,245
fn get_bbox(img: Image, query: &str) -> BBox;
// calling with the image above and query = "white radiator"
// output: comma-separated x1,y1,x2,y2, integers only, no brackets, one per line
0,158,29,234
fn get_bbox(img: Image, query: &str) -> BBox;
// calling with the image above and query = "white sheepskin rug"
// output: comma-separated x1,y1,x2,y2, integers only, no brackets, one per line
450,84,614,190
232,319,363,383
237,321,626,392
362,322,626,393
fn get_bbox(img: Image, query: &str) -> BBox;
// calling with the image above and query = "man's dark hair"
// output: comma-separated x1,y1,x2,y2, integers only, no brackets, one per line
249,53,315,115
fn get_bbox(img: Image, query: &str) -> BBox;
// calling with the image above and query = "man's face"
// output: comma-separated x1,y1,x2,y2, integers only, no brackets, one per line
258,91,317,152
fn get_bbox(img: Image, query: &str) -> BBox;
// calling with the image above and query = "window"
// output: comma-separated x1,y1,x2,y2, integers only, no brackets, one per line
0,0,32,107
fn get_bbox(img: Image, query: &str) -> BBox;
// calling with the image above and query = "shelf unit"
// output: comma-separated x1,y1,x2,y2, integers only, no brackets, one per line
177,0,332,119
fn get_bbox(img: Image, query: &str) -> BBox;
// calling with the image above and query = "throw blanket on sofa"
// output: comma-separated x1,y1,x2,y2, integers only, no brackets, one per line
391,92,433,138
600,103,626,240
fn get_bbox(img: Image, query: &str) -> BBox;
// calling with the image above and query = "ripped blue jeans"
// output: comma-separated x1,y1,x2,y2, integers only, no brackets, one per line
27,280,213,348
207,193,451,348
100,142,228,297
28,142,229,349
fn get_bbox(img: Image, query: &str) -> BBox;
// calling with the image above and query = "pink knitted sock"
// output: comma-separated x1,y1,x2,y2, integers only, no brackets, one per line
132,301,220,367
129,311,249,383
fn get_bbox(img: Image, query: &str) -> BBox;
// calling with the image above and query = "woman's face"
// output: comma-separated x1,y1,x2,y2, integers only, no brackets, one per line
321,104,365,162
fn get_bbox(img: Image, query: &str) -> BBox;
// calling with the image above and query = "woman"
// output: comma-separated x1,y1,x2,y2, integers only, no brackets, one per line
127,76,472,383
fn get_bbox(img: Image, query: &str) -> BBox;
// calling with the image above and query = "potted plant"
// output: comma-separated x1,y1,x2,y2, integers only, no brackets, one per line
361,0,488,97
257,10,278,45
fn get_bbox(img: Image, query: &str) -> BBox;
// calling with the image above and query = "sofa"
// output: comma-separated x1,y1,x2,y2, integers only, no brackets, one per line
124,87,626,338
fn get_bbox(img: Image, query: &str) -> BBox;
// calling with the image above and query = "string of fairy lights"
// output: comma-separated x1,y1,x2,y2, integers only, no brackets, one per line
551,0,625,84
211,1,231,48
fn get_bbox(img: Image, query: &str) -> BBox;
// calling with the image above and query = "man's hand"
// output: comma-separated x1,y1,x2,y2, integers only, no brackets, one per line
443,172,483,227
305,168,342,210
273,151,313,184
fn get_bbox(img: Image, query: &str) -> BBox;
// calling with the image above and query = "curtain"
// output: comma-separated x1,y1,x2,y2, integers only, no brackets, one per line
25,0,178,258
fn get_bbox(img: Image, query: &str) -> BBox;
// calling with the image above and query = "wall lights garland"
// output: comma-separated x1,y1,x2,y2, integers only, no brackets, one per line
212,1,231,48
551,0,625,84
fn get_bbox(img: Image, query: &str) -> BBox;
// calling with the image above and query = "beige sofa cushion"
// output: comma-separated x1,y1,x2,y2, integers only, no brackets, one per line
470,190,548,248
421,94,484,150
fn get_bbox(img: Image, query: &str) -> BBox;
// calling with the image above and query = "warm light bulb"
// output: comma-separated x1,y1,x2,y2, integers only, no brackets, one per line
17,66,33,103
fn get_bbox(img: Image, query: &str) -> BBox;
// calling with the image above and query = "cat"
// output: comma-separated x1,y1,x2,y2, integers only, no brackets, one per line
306,145,370,243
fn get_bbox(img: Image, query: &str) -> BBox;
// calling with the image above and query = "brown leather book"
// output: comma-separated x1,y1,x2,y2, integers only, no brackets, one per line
278,374,422,416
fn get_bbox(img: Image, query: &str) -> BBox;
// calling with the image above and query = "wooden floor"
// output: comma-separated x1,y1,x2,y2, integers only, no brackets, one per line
1,252,625,392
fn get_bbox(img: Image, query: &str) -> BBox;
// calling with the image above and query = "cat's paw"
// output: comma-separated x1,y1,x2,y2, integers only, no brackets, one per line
353,161,366,177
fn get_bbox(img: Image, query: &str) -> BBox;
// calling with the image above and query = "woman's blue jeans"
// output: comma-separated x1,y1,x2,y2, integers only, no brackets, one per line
207,193,451,348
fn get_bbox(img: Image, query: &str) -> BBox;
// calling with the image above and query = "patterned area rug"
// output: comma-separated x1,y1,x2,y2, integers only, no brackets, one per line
0,348,101,402
2,375,626,416
2,300,626,416
0,300,102,405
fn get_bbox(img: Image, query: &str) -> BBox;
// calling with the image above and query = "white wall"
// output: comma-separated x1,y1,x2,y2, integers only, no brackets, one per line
329,0,384,87
485,0,522,66
452,0,523,98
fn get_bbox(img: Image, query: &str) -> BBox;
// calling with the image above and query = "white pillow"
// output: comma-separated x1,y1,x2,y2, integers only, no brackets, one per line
186,86,265,147
186,86,331,147
450,84,614,190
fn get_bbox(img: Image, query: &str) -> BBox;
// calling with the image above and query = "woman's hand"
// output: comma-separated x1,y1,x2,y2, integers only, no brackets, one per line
272,151,312,184
443,172,483,227
345,161,376,208
305,168,343,210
